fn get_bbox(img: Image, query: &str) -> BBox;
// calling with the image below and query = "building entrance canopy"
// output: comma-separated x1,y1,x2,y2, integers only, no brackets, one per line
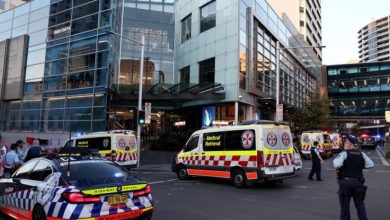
112,82,225,109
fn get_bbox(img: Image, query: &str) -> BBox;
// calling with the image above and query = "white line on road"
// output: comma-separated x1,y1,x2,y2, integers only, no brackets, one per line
375,170,390,173
149,179,178,185
376,148,390,166
293,185,308,189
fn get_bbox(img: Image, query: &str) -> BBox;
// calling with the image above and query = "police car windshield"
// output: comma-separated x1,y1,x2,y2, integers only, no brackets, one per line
59,160,138,187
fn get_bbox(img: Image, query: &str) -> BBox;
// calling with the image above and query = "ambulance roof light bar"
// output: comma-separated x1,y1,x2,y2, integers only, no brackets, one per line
240,120,289,126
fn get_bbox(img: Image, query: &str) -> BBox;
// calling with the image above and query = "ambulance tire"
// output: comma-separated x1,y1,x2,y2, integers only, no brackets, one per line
232,169,247,188
177,165,189,180
32,204,47,220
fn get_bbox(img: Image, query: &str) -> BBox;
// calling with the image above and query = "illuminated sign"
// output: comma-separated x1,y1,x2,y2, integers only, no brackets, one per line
174,121,186,127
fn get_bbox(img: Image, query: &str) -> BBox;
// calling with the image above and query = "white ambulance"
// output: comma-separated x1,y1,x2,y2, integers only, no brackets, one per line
300,131,333,159
172,120,295,188
330,133,343,153
64,130,138,168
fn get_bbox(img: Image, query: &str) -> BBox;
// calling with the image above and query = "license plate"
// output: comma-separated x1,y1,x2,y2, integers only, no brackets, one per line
268,167,277,171
108,195,128,205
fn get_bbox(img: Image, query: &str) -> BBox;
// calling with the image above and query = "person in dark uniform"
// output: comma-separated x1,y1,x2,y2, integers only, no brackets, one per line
333,136,374,220
24,139,43,162
308,141,325,181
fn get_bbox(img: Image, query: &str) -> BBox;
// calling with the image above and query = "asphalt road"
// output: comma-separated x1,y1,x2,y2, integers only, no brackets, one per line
1,149,389,220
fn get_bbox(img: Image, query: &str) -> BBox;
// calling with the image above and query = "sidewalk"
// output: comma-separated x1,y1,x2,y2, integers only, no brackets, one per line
133,145,177,172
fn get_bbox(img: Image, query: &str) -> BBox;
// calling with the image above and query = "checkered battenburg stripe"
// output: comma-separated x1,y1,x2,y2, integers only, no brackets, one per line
179,155,258,167
103,152,137,165
264,153,294,166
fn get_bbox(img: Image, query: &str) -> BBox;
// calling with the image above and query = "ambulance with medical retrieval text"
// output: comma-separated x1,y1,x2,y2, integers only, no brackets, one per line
300,131,333,159
64,130,138,168
172,120,295,188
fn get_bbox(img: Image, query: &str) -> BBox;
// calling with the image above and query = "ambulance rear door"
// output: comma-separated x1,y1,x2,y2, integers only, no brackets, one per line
262,125,294,175
113,134,138,166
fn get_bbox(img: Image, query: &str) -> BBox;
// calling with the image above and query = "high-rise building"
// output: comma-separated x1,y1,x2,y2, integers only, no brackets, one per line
0,0,26,12
358,15,390,63
267,0,322,61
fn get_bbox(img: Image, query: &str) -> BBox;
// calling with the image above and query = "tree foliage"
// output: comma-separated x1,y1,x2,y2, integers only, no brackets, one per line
287,93,334,133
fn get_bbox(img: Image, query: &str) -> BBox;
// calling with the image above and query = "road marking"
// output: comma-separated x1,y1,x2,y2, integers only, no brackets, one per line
376,148,390,166
375,170,390,173
149,178,178,185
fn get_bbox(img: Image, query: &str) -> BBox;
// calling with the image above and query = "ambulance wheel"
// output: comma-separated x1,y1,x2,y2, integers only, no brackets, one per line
32,204,47,220
177,165,189,180
232,169,247,188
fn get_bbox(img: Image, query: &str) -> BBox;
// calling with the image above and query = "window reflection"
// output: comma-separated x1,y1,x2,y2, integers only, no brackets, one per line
66,71,94,89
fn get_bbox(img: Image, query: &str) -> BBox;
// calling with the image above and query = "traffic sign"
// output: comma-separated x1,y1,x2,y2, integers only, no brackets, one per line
386,111,390,122
276,104,283,122
145,102,151,124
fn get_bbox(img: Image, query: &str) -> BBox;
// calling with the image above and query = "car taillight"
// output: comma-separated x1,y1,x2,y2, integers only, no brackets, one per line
62,192,101,203
257,151,264,168
133,185,151,197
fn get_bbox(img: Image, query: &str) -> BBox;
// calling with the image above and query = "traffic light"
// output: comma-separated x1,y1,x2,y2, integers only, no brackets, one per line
138,110,145,125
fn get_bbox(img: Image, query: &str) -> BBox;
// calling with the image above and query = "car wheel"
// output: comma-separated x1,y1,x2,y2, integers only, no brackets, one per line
177,165,189,180
32,205,47,220
232,169,247,188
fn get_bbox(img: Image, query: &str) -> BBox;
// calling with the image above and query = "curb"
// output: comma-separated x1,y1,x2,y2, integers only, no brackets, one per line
376,146,390,165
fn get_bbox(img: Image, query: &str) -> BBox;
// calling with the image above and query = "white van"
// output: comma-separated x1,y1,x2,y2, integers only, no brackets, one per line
300,131,333,159
64,130,138,168
172,121,295,187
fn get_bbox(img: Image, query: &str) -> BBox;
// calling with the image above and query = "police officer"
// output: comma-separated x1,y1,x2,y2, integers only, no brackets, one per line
3,144,21,178
24,139,43,162
308,141,325,181
333,136,374,220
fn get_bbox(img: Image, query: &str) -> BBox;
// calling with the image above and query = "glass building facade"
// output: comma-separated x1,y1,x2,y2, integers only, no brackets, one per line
327,62,390,118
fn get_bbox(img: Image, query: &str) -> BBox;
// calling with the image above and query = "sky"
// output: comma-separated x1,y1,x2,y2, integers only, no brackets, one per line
322,0,390,65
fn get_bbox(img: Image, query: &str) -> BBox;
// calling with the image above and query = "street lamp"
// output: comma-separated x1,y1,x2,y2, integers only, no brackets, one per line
275,42,325,122
106,30,145,168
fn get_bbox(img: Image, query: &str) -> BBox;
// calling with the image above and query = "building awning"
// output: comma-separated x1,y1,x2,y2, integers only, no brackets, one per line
112,82,225,109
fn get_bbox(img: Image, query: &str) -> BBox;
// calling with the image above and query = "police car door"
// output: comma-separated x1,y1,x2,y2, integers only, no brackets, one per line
263,125,294,174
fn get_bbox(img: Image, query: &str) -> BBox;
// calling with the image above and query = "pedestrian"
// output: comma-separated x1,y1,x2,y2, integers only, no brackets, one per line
308,141,325,181
15,139,26,164
333,135,374,220
3,143,21,178
24,139,43,162
0,146,7,178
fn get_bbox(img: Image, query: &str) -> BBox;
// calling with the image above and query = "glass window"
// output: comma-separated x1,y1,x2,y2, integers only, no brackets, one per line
31,0,50,11
27,49,46,65
200,0,216,33
181,14,191,43
12,25,28,37
66,96,93,108
71,14,98,35
68,53,95,73
66,71,94,89
14,3,31,17
100,10,111,27
184,135,199,152
1,20,13,31
30,6,50,22
29,18,49,33
74,0,95,7
29,30,48,46
44,75,66,92
199,57,215,84
69,37,96,56
29,160,53,181
46,44,68,61
49,9,71,26
13,14,29,28
45,59,68,76
93,107,105,120
73,1,99,19
48,22,71,40
101,0,111,10
26,63,45,80
225,130,255,150
66,107,92,120
12,160,39,179
0,10,13,22
50,0,72,15
180,66,190,83
203,132,223,151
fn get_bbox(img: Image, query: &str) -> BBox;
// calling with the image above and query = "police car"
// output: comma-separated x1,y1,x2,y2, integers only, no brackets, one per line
0,148,153,220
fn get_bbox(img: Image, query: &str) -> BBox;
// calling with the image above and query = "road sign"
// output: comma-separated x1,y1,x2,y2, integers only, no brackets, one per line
386,111,390,122
276,104,283,122
145,102,151,124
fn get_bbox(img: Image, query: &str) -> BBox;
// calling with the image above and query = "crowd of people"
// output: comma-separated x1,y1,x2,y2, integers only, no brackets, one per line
0,139,43,178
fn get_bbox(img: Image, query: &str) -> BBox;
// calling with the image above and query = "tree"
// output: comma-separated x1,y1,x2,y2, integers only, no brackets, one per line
287,92,334,133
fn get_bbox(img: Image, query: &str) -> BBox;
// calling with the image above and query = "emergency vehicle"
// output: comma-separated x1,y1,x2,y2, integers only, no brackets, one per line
300,131,333,159
172,120,295,188
330,133,343,153
0,148,153,220
64,130,138,168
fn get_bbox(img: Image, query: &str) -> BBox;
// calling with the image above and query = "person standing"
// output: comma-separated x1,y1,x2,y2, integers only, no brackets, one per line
0,146,6,178
3,144,21,178
308,141,325,181
15,140,26,164
24,139,43,162
333,136,374,220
